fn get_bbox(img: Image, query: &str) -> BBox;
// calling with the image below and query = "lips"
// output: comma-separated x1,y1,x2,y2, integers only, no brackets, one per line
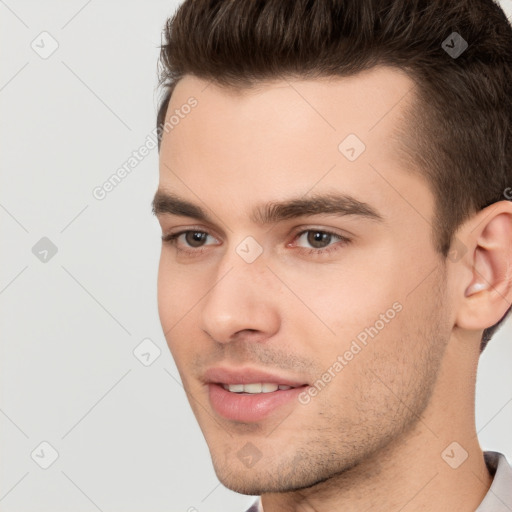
203,366,308,388
203,366,309,422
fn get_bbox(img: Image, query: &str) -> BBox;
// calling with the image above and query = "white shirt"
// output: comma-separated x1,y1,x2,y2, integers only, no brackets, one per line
476,451,512,511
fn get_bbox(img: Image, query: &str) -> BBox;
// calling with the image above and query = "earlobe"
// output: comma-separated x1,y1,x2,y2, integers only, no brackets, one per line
464,280,489,297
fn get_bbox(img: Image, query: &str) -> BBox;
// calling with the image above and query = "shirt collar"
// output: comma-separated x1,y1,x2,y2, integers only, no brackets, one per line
475,451,512,511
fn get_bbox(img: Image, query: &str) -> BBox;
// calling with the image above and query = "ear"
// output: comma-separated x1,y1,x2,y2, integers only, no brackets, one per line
454,200,512,332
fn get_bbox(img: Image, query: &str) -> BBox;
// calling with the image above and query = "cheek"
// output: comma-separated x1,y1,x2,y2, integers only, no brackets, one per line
277,258,404,343
157,254,215,369
157,258,174,330
157,255,193,347
276,257,413,399
157,252,202,325
296,302,419,430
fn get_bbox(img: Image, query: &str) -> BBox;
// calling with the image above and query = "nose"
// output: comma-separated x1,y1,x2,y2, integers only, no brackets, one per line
199,251,281,344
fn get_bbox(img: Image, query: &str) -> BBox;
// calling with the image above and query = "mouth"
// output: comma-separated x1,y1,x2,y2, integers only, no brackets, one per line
220,382,298,393
203,367,309,422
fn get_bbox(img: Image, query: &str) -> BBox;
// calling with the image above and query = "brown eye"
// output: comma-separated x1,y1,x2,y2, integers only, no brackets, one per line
291,229,351,256
162,230,218,253
306,231,333,249
185,231,208,247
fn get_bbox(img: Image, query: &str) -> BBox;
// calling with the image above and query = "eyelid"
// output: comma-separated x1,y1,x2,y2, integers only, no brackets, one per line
161,228,220,245
288,224,352,241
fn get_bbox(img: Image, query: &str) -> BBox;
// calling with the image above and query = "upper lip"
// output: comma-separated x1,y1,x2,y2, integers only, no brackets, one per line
203,366,308,387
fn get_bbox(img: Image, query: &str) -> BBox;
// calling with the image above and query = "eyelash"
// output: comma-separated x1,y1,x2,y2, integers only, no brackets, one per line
161,228,351,257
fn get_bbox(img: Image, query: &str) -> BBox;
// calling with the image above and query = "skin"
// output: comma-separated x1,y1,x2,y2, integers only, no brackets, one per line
155,67,512,511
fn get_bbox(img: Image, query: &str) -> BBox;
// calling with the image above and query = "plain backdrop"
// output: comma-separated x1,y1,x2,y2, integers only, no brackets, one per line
1,1,511,511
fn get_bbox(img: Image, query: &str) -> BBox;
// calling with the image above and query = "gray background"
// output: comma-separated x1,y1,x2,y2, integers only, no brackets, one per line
1,1,511,511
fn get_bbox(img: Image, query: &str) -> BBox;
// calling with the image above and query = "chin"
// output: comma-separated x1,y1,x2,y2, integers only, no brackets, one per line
210,452,327,496
214,468,268,495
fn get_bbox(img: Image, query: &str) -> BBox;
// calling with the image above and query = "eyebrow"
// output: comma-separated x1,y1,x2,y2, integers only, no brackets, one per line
152,190,384,226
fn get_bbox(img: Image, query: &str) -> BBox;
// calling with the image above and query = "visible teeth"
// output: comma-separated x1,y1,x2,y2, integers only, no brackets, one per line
224,384,243,392
222,383,294,394
243,383,262,393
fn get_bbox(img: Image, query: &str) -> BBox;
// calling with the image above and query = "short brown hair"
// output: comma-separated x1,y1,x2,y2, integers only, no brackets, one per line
156,0,512,352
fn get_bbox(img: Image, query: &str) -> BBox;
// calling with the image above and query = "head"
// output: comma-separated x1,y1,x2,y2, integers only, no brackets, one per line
153,0,512,496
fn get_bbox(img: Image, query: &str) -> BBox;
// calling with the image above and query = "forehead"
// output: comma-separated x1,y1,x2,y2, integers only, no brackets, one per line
158,67,431,227
165,65,416,138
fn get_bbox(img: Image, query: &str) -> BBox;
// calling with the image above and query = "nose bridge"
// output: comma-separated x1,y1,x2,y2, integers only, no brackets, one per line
199,241,279,343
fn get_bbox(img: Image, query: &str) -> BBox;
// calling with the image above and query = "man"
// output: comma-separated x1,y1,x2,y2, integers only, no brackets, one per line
152,0,512,510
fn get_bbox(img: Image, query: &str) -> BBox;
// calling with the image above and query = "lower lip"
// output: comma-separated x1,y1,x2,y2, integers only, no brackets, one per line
208,383,307,422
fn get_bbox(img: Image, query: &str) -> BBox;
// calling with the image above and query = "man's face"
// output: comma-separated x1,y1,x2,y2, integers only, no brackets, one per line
155,67,453,494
